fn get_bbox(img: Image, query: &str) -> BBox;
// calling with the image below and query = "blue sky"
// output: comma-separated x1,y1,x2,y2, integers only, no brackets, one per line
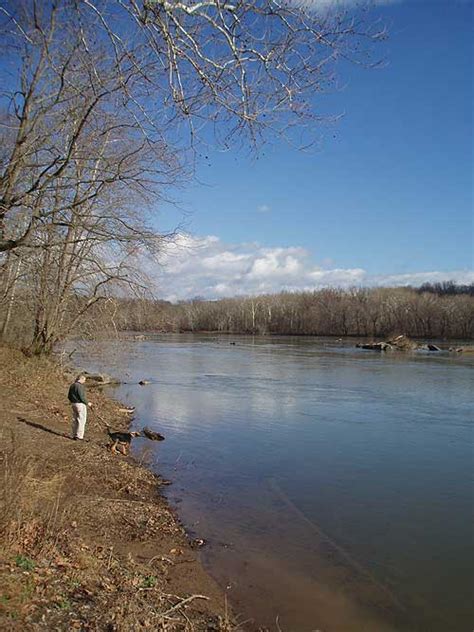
154,0,473,301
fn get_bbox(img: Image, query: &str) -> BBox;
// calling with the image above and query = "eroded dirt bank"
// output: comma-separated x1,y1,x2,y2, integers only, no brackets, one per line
0,345,234,631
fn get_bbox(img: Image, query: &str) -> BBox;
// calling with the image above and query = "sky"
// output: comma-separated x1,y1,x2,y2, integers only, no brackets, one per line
152,0,473,302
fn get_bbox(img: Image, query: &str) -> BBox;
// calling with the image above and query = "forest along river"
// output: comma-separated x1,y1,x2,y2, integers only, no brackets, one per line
71,335,474,631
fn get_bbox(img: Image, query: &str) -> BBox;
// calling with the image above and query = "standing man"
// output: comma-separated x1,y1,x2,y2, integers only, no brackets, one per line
68,374,92,440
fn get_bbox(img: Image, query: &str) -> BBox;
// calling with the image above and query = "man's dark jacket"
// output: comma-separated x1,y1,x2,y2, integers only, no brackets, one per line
68,382,88,405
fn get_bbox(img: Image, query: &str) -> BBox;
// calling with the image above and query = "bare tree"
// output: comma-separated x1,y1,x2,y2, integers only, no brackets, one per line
0,0,384,253
0,1,386,352
0,1,183,253
19,127,179,353
0,250,23,338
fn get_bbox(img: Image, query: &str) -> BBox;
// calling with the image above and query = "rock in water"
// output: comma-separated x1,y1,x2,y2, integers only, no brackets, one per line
142,427,165,441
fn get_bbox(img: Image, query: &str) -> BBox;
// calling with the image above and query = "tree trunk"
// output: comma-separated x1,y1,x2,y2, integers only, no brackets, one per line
0,255,22,339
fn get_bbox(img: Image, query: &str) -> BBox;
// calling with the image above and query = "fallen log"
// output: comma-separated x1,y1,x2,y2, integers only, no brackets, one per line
83,372,121,386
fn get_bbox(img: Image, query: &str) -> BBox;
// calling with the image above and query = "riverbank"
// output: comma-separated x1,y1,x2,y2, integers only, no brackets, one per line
0,345,233,631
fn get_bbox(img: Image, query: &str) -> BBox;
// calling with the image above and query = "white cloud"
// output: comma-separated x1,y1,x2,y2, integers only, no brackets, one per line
257,204,271,213
145,234,474,302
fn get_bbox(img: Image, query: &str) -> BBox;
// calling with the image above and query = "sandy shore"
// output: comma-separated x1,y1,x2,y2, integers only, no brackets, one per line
0,345,234,631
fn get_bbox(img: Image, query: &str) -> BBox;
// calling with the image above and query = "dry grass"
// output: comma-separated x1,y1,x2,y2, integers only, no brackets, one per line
1,442,70,556
0,345,239,631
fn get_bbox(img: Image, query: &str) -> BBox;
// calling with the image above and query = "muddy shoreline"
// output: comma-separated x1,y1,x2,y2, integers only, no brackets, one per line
0,345,235,630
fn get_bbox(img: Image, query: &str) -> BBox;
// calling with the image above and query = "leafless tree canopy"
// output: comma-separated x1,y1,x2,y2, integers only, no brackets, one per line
0,1,185,253
0,0,384,252
0,0,385,352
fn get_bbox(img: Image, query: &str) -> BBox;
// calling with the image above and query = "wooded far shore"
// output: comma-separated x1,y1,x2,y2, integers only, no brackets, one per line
2,283,473,355
77,284,474,341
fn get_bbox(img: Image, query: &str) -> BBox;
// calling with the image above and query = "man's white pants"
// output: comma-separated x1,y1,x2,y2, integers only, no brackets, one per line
71,403,87,439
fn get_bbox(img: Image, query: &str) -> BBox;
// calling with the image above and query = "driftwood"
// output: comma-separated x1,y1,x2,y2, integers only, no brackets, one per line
386,334,418,350
159,594,209,618
356,342,393,351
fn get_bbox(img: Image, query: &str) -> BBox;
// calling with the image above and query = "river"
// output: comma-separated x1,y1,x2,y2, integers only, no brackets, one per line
71,334,473,631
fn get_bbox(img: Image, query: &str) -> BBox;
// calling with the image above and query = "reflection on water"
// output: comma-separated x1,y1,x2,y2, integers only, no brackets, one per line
72,335,474,631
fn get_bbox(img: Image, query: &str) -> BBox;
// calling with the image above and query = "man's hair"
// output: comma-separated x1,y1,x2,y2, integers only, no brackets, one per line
75,374,85,382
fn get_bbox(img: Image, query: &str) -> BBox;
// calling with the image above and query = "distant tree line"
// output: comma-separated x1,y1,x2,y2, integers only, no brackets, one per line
92,285,473,340
3,285,472,346
416,282,474,297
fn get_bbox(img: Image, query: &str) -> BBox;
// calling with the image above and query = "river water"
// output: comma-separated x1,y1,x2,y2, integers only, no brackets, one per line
72,334,473,631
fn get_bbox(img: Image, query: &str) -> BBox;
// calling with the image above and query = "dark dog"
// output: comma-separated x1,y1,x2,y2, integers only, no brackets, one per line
108,430,141,455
